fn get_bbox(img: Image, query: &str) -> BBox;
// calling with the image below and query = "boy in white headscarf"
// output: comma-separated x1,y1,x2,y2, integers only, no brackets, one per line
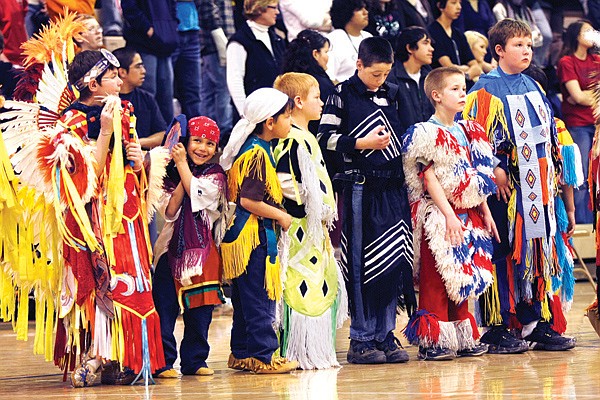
220,87,299,374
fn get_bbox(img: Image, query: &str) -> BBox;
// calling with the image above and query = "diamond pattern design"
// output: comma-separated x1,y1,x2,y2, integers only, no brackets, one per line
296,226,304,242
521,144,532,161
539,105,547,122
299,281,308,297
528,192,537,201
520,131,528,140
529,205,541,223
322,281,328,296
310,256,318,265
515,109,525,127
320,181,327,193
525,169,536,188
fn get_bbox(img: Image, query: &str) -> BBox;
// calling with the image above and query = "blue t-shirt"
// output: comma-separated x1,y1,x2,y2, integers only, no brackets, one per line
120,87,167,139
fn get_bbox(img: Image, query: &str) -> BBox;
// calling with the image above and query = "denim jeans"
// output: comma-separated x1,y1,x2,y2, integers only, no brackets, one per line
25,2,43,38
152,254,214,374
98,0,123,36
172,30,202,119
230,234,279,364
139,51,174,123
531,3,553,67
348,183,397,343
200,52,233,141
569,124,595,224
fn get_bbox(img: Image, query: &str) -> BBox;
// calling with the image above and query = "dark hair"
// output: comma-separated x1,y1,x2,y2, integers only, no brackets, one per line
432,0,449,19
281,30,329,75
560,19,594,58
250,98,295,136
358,36,394,66
330,0,367,29
68,50,113,100
522,64,548,92
367,0,399,15
488,18,531,61
112,46,138,72
396,26,430,62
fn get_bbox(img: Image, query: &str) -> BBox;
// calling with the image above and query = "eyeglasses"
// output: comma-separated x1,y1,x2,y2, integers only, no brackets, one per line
266,5,278,10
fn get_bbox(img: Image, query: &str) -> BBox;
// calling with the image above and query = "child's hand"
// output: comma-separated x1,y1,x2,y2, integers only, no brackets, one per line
171,143,187,165
494,166,511,203
444,213,465,246
99,96,120,137
566,210,575,238
126,141,144,170
482,208,500,242
278,212,292,232
356,125,390,150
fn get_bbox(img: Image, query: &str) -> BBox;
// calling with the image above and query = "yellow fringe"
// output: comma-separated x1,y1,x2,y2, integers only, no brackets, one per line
463,90,510,146
265,256,282,301
541,294,552,322
220,214,260,280
485,265,504,325
227,145,283,204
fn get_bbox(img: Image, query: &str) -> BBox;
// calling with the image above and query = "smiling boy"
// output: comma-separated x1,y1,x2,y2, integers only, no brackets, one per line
318,36,415,364
463,18,576,353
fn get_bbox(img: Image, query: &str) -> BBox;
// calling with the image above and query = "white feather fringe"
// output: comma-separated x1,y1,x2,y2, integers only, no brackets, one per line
455,319,477,350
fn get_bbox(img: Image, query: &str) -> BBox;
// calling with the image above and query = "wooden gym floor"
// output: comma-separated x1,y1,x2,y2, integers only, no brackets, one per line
0,282,599,399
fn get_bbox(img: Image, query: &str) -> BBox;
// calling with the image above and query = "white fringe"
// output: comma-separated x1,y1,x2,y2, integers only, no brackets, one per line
335,260,349,329
275,230,291,328
147,146,170,221
283,307,340,370
455,319,477,350
93,305,112,360
437,321,459,351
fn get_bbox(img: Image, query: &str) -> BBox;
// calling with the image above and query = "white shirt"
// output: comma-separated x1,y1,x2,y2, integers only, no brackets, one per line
326,29,372,83
226,20,274,115
279,0,332,41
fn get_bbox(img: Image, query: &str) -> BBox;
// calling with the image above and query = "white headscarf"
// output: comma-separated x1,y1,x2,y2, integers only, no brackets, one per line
220,88,290,171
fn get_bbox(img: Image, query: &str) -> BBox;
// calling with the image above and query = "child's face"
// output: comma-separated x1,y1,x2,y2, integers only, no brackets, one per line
349,6,369,30
579,22,595,49
411,36,434,66
440,0,461,21
95,67,122,97
313,42,330,71
270,109,292,140
471,38,488,63
496,35,532,74
300,85,323,122
120,53,146,88
187,136,217,166
433,73,467,114
357,61,392,91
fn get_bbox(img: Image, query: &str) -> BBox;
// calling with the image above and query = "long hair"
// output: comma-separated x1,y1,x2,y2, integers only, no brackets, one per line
281,29,329,75
560,19,593,58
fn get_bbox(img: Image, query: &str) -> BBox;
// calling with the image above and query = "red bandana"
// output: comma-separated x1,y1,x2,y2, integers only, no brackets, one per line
188,116,220,145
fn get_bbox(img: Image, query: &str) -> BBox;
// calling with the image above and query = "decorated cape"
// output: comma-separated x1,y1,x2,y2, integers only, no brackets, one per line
164,162,228,310
402,120,497,304
463,68,578,329
273,125,348,370
221,134,284,301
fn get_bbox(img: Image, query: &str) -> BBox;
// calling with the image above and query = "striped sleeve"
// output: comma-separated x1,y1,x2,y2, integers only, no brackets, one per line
317,86,357,154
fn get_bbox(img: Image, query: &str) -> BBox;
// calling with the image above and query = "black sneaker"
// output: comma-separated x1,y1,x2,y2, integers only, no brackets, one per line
457,342,488,357
101,361,136,385
480,326,529,354
417,346,455,361
376,332,409,363
347,339,387,364
524,321,576,351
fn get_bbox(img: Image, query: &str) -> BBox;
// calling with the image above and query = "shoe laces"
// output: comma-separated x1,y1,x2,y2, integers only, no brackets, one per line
380,333,402,351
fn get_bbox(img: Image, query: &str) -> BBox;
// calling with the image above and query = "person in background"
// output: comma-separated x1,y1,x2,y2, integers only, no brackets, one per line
428,0,481,88
366,0,405,51
199,0,235,144
279,0,332,41
74,14,104,52
557,19,600,224
0,31,18,99
0,0,27,66
226,0,287,118
465,30,496,78
387,26,434,129
326,0,372,83
455,0,495,37
121,0,179,123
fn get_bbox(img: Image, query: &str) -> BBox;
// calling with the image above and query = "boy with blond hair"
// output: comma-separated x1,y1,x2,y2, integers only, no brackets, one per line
402,66,498,360
463,18,576,353
273,72,347,369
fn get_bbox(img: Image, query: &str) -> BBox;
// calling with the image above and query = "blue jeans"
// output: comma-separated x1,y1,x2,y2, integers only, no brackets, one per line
98,0,123,36
200,52,233,141
25,2,43,38
230,234,279,364
531,3,552,67
172,30,202,119
569,124,594,224
348,183,397,343
152,254,214,374
139,51,174,123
